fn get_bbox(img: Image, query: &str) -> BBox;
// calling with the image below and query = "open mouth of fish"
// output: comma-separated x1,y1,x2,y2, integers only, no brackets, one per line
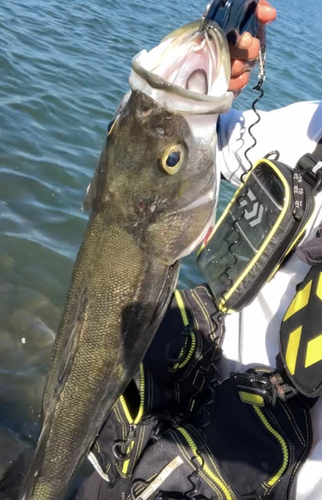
130,20,232,114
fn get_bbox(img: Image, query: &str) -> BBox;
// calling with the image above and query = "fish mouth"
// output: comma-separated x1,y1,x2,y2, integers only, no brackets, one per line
130,20,232,114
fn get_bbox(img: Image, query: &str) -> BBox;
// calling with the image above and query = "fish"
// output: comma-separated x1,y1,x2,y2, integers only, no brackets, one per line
4,18,233,500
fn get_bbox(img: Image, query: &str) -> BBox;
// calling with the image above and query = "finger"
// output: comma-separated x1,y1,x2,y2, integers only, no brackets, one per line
235,31,252,50
229,71,251,92
256,2,277,25
229,36,260,61
231,59,254,78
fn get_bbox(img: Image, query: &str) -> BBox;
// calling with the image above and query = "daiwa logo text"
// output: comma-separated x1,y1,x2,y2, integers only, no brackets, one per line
240,189,264,227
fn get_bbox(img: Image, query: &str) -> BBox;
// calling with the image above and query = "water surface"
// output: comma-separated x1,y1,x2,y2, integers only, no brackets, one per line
0,0,321,485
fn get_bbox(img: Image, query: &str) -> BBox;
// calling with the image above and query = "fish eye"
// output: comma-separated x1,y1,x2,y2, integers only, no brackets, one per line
167,151,181,167
159,145,185,175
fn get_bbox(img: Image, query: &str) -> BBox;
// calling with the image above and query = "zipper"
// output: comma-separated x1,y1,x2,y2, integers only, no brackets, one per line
173,290,196,370
191,289,218,342
177,427,233,500
119,364,145,475
175,290,189,326
253,405,289,487
120,363,145,425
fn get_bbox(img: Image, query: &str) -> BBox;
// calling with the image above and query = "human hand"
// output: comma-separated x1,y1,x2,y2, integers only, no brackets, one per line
228,0,277,93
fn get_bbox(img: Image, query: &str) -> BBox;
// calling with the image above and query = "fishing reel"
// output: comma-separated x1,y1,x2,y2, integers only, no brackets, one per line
201,0,266,85
201,0,261,44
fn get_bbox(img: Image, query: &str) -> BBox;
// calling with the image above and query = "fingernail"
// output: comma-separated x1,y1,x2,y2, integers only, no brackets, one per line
238,32,252,49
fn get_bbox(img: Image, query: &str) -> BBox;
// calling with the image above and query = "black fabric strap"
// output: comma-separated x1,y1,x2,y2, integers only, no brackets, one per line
296,135,322,190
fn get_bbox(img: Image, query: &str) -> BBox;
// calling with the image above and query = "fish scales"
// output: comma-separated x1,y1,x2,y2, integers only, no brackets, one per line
30,222,176,499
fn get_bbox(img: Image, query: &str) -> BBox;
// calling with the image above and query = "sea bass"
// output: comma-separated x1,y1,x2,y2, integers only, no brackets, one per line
18,19,232,500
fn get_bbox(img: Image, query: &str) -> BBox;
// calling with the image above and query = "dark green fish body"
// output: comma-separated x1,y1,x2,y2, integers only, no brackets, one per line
12,20,233,500
26,227,180,500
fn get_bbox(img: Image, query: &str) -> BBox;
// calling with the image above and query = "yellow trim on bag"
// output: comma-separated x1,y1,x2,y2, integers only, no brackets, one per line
120,364,145,475
285,326,302,376
120,363,145,425
283,281,312,321
177,427,233,500
253,406,289,486
173,290,196,370
175,290,189,326
239,391,265,406
267,217,314,283
121,441,135,475
174,332,196,370
120,398,133,425
305,333,322,368
217,302,234,314
316,272,322,301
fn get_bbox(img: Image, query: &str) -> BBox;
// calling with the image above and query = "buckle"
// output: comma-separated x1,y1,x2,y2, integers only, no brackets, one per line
232,371,297,407
269,372,297,402
232,372,273,407
296,153,322,191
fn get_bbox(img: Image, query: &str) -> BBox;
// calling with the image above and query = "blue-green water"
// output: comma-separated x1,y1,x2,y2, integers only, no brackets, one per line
0,0,321,483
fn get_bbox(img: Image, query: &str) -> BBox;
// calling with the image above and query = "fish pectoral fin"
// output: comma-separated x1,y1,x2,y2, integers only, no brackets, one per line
83,171,99,212
43,288,87,414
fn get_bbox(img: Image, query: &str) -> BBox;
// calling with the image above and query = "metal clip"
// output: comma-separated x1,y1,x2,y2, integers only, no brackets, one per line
165,325,192,364
258,42,266,83
112,424,137,461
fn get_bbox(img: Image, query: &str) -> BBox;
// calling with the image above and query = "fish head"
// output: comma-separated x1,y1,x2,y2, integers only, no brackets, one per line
86,90,216,265
86,20,233,265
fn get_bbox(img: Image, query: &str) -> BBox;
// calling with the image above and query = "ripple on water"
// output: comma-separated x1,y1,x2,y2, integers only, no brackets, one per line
0,0,322,484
